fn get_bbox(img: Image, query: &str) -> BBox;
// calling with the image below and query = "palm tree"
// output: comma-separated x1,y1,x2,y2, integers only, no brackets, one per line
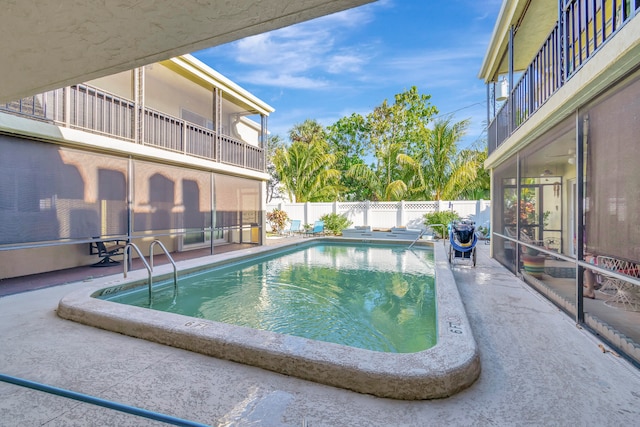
401,117,481,200
273,139,342,202
289,119,326,144
346,162,408,201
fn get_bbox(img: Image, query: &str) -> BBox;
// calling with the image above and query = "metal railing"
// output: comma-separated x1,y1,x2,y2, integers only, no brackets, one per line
1,84,265,172
488,0,639,154
149,240,178,302
495,230,640,290
123,243,153,305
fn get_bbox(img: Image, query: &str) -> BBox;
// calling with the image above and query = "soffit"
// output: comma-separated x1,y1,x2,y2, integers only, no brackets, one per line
0,0,373,104
479,0,558,82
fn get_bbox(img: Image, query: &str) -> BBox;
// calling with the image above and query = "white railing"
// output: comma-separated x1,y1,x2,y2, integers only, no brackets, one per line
267,200,491,231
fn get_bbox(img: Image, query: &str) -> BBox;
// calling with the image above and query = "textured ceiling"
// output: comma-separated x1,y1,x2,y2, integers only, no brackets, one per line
0,0,373,104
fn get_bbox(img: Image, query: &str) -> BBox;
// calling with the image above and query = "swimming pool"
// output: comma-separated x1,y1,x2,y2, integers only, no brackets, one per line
99,243,437,353
58,238,480,400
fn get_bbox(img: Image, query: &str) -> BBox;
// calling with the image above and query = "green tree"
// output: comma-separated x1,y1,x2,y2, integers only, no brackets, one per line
265,134,285,203
289,119,326,144
455,147,490,200
326,113,371,200
346,87,437,201
401,117,481,200
273,138,342,202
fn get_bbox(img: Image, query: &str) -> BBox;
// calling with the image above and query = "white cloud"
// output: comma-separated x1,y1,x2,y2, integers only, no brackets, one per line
203,0,390,91
237,71,329,90
326,53,367,74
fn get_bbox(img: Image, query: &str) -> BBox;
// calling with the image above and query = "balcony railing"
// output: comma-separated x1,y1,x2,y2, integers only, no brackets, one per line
488,0,639,154
1,84,265,172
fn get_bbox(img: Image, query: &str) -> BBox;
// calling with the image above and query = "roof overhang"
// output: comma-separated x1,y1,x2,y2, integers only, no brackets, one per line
167,55,275,116
0,0,374,104
478,0,558,82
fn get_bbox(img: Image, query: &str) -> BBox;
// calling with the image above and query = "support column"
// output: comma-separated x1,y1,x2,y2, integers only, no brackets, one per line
576,111,587,322
508,25,515,134
134,67,145,145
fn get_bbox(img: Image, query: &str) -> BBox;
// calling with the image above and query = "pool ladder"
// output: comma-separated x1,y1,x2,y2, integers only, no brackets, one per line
123,241,178,306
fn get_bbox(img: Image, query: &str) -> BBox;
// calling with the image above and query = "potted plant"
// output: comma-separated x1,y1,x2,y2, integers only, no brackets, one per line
521,230,545,278
266,208,289,235
522,248,545,278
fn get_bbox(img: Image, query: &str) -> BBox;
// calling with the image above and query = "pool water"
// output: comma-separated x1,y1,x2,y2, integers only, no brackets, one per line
100,243,436,353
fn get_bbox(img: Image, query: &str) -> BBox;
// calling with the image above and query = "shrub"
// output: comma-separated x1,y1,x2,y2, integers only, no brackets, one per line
266,208,289,234
423,211,460,238
319,213,353,236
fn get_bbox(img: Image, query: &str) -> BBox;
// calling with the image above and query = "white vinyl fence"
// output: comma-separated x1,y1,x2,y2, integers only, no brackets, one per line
266,200,491,232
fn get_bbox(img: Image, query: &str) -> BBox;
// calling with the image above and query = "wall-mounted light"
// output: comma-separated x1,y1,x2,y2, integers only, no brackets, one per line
568,157,575,165
496,78,509,102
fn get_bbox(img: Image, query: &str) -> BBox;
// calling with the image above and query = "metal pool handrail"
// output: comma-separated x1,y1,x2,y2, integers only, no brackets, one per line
408,229,426,249
123,243,153,305
428,224,448,246
149,240,178,300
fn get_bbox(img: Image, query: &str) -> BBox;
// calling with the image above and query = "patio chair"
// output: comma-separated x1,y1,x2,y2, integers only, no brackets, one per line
89,238,126,267
596,255,640,311
304,220,324,237
284,219,302,236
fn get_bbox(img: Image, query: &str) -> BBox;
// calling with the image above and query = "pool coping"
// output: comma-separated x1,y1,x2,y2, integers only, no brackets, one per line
57,238,480,400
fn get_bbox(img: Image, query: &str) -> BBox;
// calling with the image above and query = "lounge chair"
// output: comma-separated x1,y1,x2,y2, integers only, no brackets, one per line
284,219,302,236
304,220,324,237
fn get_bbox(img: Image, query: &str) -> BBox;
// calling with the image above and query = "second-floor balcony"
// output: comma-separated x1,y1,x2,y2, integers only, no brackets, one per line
0,83,266,172
485,0,640,155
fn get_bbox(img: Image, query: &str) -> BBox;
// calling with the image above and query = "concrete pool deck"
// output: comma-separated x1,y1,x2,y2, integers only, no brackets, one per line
1,240,640,425
56,239,480,400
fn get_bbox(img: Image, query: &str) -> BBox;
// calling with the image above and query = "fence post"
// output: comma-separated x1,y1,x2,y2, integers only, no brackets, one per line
333,201,338,214
305,202,310,226
399,200,405,227
365,200,370,226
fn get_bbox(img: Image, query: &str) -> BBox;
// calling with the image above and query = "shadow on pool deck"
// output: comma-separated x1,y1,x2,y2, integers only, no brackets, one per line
1,241,639,426
0,237,299,297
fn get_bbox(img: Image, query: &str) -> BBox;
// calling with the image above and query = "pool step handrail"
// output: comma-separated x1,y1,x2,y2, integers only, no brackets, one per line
123,243,153,305
407,229,426,250
149,240,178,299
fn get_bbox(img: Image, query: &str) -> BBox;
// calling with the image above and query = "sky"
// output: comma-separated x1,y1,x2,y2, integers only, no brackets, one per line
193,0,503,149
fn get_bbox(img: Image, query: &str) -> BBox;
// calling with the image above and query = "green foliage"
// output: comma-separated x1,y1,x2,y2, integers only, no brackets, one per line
327,113,372,201
266,208,289,234
289,119,326,144
267,87,491,203
265,135,285,203
423,211,460,238
362,87,438,200
273,137,342,202
319,213,353,236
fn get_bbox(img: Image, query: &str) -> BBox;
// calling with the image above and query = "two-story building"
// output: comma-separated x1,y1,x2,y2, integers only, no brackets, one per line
0,54,273,279
480,0,640,365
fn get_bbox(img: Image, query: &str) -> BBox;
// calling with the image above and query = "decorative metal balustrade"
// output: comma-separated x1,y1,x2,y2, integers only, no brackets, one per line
488,0,639,154
1,84,265,172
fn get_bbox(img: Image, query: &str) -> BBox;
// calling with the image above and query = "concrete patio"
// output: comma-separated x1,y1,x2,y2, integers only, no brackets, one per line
1,242,639,426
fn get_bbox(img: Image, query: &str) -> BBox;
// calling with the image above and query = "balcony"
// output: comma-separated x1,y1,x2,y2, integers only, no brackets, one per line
487,0,640,155
0,84,265,172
